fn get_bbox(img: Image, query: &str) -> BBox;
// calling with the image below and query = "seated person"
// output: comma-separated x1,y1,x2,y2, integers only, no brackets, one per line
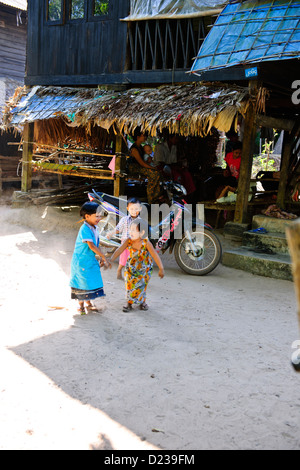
225,130,239,156
154,133,196,195
213,141,243,201
129,128,163,204
225,141,242,181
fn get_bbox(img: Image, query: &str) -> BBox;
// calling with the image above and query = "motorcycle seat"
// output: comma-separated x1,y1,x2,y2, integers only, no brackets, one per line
96,191,150,214
100,192,126,209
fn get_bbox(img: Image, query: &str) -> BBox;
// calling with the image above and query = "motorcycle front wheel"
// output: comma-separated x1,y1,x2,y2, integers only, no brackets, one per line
174,228,222,276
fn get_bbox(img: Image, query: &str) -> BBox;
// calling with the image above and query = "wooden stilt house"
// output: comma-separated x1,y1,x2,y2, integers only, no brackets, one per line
4,0,296,227
0,0,27,192
190,0,300,228
3,0,240,202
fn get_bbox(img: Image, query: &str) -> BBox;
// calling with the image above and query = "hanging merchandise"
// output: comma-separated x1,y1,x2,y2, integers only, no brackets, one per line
122,0,225,21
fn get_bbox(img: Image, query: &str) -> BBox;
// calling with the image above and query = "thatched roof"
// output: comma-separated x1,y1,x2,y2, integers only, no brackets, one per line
2,83,263,137
0,0,27,10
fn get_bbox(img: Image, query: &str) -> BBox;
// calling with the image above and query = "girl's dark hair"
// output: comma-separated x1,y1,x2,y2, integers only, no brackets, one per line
132,127,147,141
127,197,141,205
80,202,100,218
231,141,243,151
130,217,149,238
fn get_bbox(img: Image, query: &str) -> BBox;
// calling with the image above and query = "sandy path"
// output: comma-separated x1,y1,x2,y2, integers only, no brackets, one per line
0,205,299,450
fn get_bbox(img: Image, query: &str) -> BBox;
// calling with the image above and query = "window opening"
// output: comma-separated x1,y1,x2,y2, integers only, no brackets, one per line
48,0,63,22
93,0,109,16
71,0,85,20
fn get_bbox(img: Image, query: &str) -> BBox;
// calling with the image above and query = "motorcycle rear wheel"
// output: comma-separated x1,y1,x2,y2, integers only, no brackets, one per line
174,228,222,276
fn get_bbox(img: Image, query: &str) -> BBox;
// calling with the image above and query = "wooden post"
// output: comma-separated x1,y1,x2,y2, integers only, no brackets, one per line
0,164,2,194
286,221,300,371
277,120,300,209
114,134,126,197
276,131,292,209
21,123,34,193
234,93,257,224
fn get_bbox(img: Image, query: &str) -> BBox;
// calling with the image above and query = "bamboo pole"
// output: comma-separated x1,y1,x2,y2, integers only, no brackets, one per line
286,221,300,371
276,131,292,209
21,123,34,193
22,142,116,158
114,134,126,197
32,167,114,180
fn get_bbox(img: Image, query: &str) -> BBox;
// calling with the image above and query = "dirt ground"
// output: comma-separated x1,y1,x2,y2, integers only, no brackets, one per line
0,202,300,450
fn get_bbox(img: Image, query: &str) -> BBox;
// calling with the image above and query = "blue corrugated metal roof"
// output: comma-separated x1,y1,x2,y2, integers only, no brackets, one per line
191,0,300,74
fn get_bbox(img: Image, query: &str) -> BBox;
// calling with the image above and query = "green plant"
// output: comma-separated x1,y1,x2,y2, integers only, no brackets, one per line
48,0,62,21
94,0,109,15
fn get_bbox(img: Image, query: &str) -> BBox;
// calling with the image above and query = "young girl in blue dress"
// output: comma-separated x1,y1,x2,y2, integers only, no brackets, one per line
70,202,111,315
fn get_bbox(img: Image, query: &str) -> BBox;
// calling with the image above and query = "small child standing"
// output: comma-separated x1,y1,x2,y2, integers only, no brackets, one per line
70,202,111,315
107,197,142,280
110,218,164,312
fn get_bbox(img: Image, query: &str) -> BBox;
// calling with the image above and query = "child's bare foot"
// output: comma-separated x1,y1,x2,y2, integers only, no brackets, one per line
117,267,124,280
77,302,86,315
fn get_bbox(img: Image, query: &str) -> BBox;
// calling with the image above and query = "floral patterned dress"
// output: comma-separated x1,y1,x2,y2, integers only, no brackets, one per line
124,238,153,305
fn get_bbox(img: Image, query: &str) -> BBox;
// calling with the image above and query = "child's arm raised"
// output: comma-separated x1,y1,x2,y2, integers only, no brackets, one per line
147,240,164,278
110,238,130,263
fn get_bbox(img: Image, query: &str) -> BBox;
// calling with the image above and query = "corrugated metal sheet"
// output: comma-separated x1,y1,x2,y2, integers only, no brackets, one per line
191,0,300,74
0,0,27,10
122,0,224,20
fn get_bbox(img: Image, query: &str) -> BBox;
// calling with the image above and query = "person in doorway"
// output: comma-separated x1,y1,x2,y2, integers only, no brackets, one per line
225,130,239,156
213,141,243,200
225,141,242,181
154,133,196,196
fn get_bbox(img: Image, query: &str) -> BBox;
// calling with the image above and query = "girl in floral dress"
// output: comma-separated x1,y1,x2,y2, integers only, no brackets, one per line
110,218,164,312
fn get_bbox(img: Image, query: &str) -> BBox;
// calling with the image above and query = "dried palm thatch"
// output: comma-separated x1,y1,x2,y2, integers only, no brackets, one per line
2,82,264,139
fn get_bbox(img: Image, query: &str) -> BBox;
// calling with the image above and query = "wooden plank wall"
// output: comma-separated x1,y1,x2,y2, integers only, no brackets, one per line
26,0,130,85
0,5,27,81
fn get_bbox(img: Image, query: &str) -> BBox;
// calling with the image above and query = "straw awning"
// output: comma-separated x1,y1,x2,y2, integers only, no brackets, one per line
0,0,27,10
2,83,263,138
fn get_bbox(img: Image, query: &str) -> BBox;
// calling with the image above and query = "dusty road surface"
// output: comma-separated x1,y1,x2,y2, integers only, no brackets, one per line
0,204,299,450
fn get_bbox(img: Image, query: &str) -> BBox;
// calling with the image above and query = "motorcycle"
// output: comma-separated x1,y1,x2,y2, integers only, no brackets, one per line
88,181,222,276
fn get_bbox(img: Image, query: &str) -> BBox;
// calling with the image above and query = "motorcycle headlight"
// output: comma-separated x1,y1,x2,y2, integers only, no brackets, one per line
174,183,187,196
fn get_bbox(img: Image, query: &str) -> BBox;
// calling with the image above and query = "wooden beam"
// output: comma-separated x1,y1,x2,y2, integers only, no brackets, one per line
234,84,257,224
21,123,34,193
114,134,126,197
256,114,295,132
286,220,300,371
277,119,300,208
276,131,292,209
286,221,300,327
